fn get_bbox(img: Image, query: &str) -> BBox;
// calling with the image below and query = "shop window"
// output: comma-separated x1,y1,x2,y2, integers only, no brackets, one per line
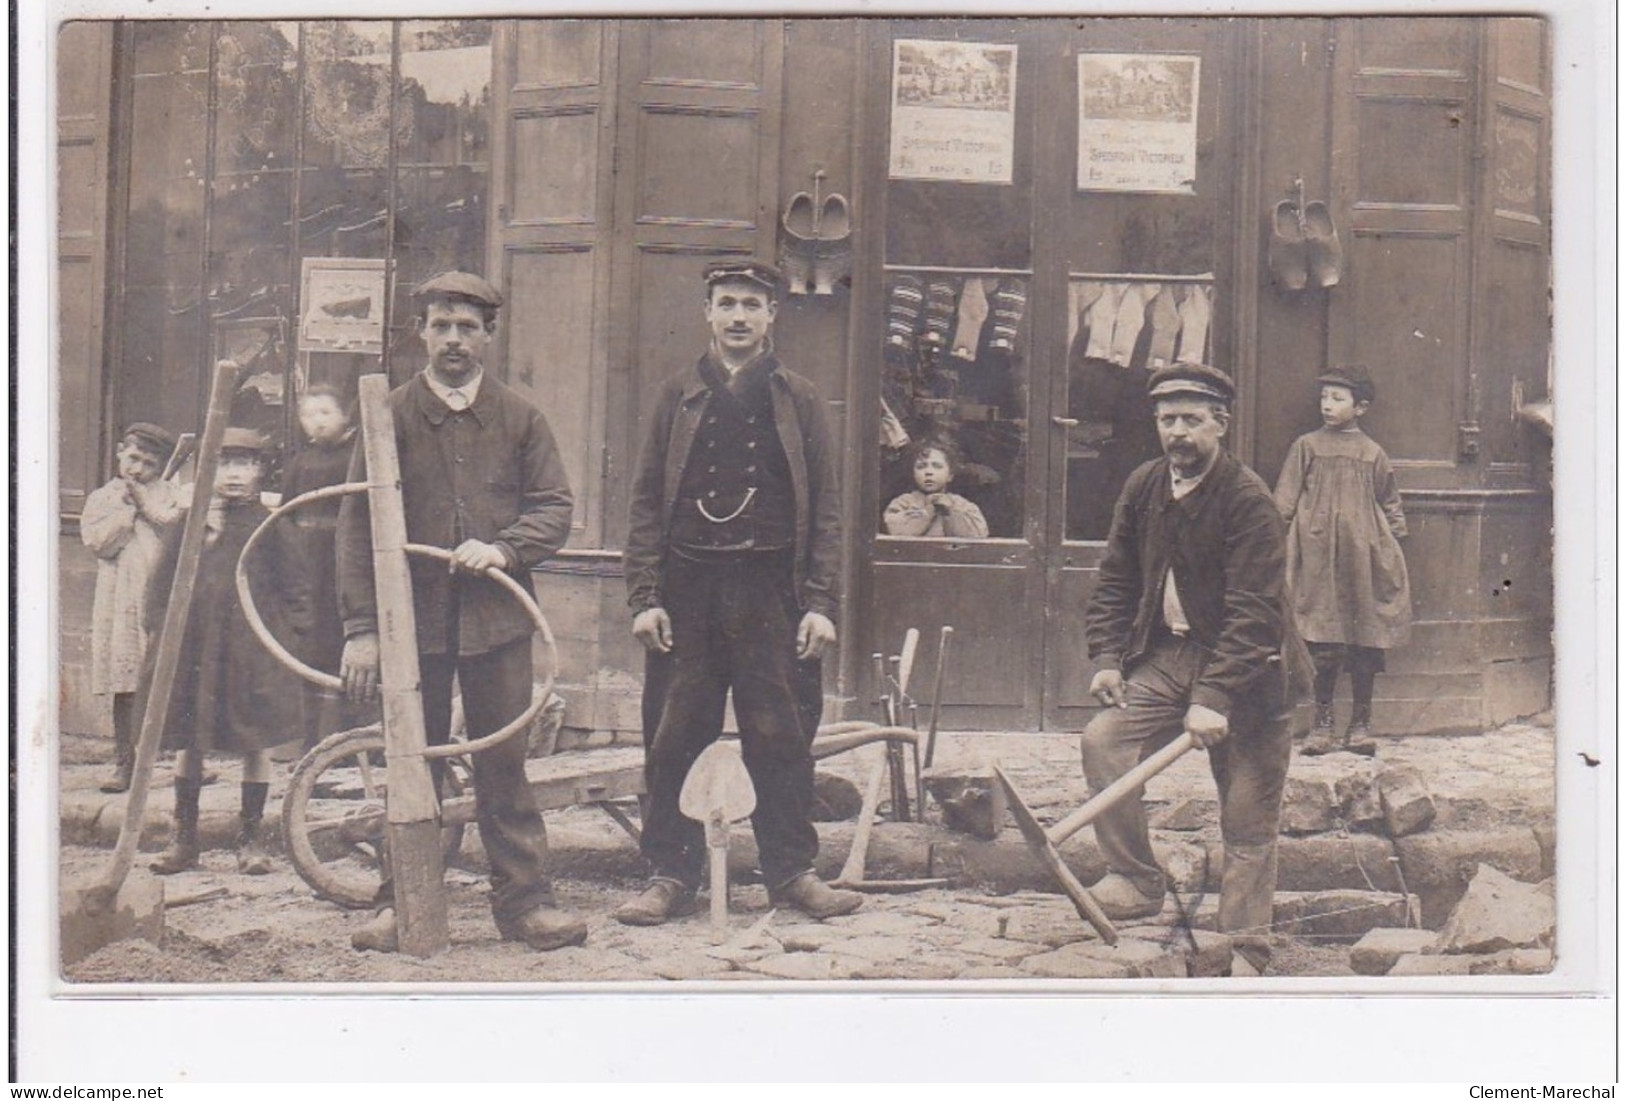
1063,275,1214,541
113,20,492,484
877,269,1029,540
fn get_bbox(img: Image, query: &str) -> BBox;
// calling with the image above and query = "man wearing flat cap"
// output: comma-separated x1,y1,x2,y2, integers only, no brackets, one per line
617,258,859,926
337,271,586,952
1079,362,1299,974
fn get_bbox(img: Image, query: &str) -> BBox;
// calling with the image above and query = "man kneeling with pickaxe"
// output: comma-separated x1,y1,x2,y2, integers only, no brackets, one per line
1079,362,1306,975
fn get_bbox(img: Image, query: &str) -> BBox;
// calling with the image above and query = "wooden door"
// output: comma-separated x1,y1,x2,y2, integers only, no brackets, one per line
57,21,117,518
601,18,784,547
1327,18,1481,485
489,20,622,548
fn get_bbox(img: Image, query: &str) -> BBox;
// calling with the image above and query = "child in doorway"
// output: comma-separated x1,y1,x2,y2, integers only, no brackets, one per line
1273,364,1412,756
278,384,371,755
884,437,989,538
144,427,311,875
80,423,187,793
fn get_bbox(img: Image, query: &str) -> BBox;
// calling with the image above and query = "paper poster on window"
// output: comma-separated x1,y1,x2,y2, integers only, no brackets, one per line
1077,54,1200,194
299,257,388,354
889,39,1017,185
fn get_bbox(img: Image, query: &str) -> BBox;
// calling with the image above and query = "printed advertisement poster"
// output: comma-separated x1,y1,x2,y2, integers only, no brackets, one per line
299,257,389,354
889,39,1017,185
1077,53,1200,194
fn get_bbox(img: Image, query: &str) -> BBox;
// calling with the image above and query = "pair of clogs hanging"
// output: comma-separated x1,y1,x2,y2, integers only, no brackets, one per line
1269,196,1343,291
780,187,852,296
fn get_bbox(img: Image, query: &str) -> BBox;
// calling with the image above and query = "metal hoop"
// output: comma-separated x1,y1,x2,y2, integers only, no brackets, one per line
235,482,558,760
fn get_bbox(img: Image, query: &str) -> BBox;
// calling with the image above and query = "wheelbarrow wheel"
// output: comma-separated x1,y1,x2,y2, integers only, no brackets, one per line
283,725,469,909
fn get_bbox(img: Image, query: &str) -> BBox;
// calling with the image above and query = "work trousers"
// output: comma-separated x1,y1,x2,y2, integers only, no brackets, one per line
1080,636,1292,961
376,635,555,923
641,551,824,891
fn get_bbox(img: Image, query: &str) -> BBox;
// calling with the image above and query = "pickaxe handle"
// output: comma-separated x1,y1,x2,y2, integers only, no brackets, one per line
707,816,729,940
1048,732,1196,846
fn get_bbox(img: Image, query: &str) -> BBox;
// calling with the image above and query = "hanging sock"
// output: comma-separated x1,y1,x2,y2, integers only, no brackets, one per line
1146,286,1182,367
1109,283,1150,367
1175,285,1212,364
986,279,1027,357
950,277,990,361
1084,282,1126,360
920,280,957,352
885,275,925,362
1068,281,1106,353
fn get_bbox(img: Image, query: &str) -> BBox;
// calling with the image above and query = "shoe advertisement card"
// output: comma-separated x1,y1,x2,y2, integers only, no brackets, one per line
298,256,389,354
1077,53,1201,193
889,39,1017,184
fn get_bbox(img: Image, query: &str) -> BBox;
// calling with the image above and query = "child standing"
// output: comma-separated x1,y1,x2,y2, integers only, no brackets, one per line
80,423,186,793
278,384,370,755
144,427,311,875
1274,365,1411,756
883,438,989,538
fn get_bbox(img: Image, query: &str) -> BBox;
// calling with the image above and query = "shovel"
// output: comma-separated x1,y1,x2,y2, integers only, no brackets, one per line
679,741,757,941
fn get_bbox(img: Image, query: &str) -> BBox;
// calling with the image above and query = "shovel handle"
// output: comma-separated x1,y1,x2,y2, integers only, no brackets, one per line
709,830,729,939
1049,732,1196,845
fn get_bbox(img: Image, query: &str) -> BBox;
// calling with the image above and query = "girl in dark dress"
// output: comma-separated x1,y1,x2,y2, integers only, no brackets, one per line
145,427,311,875
278,384,373,754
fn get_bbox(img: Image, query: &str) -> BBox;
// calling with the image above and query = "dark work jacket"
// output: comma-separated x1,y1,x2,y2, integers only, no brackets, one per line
1084,451,1291,721
337,371,574,656
625,348,841,619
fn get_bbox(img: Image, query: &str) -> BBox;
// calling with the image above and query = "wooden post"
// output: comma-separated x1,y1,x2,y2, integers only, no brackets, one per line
357,373,448,957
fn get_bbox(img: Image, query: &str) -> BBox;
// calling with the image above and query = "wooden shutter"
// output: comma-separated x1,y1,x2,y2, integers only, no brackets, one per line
57,22,116,518
488,20,621,547
601,19,784,546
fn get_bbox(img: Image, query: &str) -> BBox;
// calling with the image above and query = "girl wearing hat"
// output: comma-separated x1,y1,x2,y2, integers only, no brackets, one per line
1273,365,1412,756
80,423,187,792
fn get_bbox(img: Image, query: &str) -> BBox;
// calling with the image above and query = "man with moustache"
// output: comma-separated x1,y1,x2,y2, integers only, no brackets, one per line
337,271,587,953
1079,362,1297,974
616,259,859,927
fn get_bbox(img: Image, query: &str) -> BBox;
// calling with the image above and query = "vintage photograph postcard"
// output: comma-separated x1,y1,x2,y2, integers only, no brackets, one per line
17,0,1615,1083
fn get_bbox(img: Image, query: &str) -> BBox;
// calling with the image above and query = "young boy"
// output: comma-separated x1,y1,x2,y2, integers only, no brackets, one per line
883,437,989,538
145,427,311,875
80,423,185,793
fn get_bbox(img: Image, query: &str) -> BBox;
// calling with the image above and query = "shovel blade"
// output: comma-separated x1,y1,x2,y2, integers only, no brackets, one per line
680,741,757,825
61,869,166,968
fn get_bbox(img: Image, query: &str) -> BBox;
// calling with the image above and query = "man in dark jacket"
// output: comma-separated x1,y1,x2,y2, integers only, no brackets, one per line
337,271,586,953
1080,362,1295,973
616,258,860,926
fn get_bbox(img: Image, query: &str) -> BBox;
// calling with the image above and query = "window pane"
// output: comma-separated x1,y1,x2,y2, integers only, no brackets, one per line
388,20,493,374
1063,277,1214,541
878,270,1030,539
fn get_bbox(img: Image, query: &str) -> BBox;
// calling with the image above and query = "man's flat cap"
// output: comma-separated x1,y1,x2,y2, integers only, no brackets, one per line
123,422,176,459
1147,362,1236,404
219,426,271,455
1317,363,1376,404
702,258,782,294
412,271,504,309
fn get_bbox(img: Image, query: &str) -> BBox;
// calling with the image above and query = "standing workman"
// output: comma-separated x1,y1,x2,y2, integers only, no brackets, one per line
617,258,860,926
1080,362,1301,974
337,271,587,953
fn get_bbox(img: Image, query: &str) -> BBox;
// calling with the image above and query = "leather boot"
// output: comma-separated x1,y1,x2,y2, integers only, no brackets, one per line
1343,709,1378,757
769,871,862,920
351,908,399,953
150,777,201,875
236,781,272,875
497,905,589,951
100,697,135,793
1300,702,1340,757
614,878,698,927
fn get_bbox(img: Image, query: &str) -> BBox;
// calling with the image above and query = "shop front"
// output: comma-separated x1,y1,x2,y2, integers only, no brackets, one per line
57,15,1552,738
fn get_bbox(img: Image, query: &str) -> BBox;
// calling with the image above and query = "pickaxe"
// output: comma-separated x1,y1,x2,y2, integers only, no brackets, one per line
992,732,1196,946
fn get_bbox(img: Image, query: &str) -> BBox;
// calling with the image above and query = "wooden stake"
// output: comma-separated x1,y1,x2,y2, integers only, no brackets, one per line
357,373,448,958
